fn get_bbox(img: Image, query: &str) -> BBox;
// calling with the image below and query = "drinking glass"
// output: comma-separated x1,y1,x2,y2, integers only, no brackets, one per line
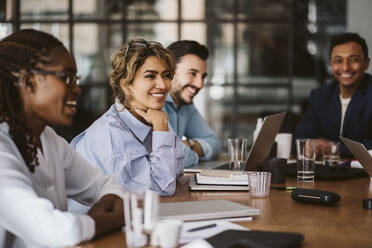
227,138,249,173
323,141,340,166
248,172,272,197
296,139,316,182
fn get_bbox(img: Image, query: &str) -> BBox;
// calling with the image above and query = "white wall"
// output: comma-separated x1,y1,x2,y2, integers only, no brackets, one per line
347,0,372,74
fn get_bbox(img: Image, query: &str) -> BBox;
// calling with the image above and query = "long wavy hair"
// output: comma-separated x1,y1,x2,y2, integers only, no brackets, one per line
0,29,68,172
110,38,175,108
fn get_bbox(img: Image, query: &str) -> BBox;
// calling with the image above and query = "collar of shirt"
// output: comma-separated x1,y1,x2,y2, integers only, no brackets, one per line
165,94,179,110
115,100,152,143
0,122,10,135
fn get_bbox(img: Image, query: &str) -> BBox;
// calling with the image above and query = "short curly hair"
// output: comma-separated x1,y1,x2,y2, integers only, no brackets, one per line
110,38,175,108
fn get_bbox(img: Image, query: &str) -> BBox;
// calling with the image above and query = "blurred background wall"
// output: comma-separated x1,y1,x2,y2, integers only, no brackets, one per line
348,0,372,75
0,0,370,150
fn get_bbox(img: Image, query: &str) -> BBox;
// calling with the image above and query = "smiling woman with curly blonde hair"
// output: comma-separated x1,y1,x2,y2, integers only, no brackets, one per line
71,38,184,196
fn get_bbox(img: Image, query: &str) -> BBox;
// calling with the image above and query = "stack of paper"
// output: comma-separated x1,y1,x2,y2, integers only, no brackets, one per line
196,171,248,185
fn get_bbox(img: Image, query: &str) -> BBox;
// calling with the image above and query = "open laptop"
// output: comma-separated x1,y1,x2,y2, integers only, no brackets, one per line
340,137,372,180
158,199,259,221
184,112,286,172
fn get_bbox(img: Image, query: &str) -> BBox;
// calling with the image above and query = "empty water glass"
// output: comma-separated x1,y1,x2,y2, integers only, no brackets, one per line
248,172,271,197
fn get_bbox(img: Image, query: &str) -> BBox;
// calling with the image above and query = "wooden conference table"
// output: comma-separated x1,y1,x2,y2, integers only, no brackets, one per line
81,174,372,248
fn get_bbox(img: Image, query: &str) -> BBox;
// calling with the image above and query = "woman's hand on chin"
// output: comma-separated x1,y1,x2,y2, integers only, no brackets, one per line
135,108,169,131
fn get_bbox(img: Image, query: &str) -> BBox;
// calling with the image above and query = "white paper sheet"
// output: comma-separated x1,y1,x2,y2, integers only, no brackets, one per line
350,149,372,169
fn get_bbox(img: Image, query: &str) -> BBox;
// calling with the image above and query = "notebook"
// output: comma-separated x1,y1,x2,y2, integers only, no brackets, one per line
340,137,372,179
158,199,259,221
196,171,248,185
184,112,286,173
189,174,249,191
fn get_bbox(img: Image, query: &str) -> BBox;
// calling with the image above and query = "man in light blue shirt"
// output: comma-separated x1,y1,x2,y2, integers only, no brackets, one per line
164,40,221,167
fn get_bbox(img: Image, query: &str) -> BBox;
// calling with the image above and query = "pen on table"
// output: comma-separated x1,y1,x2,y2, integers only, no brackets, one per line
187,223,217,232
270,186,298,191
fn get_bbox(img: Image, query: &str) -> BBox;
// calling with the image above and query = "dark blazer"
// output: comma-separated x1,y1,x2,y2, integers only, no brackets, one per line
295,73,372,158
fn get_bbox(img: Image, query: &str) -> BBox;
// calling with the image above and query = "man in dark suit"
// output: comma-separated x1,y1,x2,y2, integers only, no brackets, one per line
295,33,371,158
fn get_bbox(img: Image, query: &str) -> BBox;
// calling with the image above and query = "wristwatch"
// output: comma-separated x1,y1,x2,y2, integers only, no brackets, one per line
188,139,196,149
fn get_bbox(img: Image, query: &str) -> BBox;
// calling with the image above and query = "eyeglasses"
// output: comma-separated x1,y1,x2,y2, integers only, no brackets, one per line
31,69,81,87
124,40,163,57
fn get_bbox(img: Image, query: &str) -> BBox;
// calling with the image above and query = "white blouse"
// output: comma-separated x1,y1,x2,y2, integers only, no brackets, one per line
339,95,351,136
0,123,125,248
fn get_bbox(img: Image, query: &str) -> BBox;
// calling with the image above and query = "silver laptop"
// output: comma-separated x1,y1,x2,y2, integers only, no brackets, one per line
340,137,372,179
158,199,259,221
184,112,286,172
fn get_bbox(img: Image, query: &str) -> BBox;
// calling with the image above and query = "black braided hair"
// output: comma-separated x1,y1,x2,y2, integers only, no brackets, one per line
0,29,68,172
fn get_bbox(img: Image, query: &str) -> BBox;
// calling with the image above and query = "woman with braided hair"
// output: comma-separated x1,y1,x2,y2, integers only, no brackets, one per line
0,29,125,248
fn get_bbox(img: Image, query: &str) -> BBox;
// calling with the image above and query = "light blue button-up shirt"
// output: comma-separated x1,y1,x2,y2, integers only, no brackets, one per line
70,101,184,196
163,94,221,167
